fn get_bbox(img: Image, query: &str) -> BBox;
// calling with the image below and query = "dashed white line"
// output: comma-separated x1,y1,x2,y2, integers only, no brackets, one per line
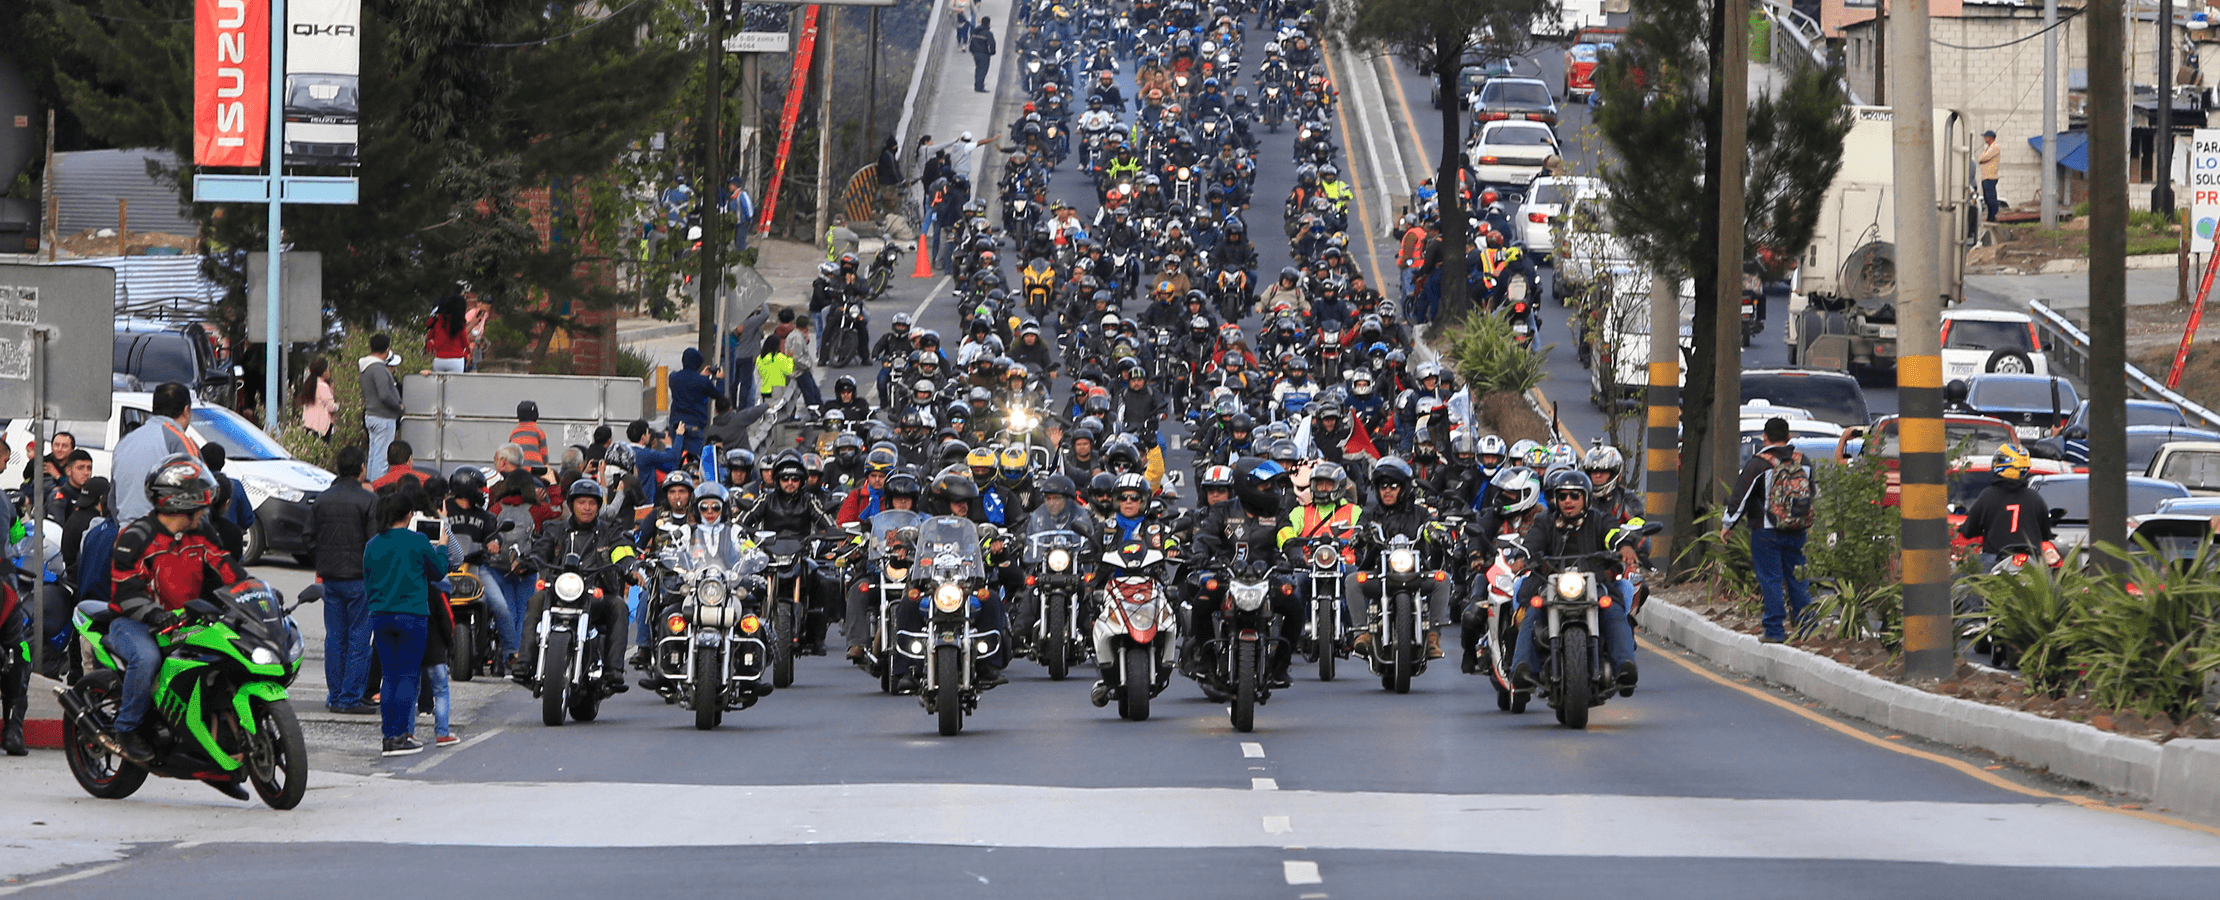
1263,815,1293,834
910,275,953,322
1252,777,1279,791
1283,860,1323,885
1241,741,1265,758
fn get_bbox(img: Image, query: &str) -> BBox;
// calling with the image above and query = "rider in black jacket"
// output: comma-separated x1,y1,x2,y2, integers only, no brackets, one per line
1957,445,2055,569
738,455,844,652
514,479,635,691
1509,469,1638,693
1350,458,1450,661
1194,457,1305,686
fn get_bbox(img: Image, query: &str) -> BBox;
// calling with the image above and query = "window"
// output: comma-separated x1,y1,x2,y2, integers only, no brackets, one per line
2156,451,2220,492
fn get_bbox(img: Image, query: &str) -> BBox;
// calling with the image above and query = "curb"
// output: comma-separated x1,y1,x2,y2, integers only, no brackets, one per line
617,320,696,344
24,674,63,750
1642,597,2220,825
1525,386,1578,444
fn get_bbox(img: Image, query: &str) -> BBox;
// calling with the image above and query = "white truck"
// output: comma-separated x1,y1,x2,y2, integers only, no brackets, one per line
1587,268,1693,411
1786,106,1979,374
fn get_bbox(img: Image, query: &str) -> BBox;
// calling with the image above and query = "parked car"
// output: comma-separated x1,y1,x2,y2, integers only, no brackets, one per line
1429,59,1510,109
1471,76,1559,127
2144,440,2220,496
0,393,334,564
1465,121,1559,197
1939,309,2049,383
2063,398,2188,432
2119,513,2219,569
114,318,240,409
1740,367,1872,429
1946,374,2078,440
2124,426,2220,474
2024,474,2194,551
1516,176,1602,262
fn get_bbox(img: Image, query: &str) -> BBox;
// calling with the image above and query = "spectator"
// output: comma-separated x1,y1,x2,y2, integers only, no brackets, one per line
24,431,75,484
464,295,492,370
1723,417,1816,643
202,443,257,559
295,356,338,440
728,304,771,402
426,295,472,373
789,314,824,410
969,17,997,92
110,382,200,525
61,476,110,589
403,484,463,748
755,335,795,401
668,347,726,462
359,334,404,479
508,401,550,467
309,446,379,715
371,440,431,491
42,449,94,525
364,484,445,757
1978,130,2001,222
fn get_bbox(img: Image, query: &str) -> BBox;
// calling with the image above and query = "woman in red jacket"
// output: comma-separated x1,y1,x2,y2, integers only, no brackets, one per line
426,295,472,373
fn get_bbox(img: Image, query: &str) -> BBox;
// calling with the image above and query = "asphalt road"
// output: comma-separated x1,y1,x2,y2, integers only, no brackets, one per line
3,23,2211,900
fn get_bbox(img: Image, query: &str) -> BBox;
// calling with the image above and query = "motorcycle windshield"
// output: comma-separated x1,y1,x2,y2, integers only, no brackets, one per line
682,527,745,570
1026,529,1089,563
867,509,926,561
914,516,986,580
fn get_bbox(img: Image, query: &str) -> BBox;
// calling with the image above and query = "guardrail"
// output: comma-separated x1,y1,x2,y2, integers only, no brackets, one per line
2028,299,2220,430
1755,0,1864,105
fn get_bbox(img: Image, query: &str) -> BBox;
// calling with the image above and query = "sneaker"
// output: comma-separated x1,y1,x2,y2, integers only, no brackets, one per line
1759,635,1785,644
329,703,379,715
435,733,462,747
381,735,426,757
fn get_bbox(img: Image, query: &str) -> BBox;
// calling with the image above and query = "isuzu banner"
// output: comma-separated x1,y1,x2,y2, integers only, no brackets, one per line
283,0,361,166
194,0,269,167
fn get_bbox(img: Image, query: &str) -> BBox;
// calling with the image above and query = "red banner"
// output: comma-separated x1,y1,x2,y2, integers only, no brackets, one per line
2169,246,2220,389
195,0,269,167
756,5,821,235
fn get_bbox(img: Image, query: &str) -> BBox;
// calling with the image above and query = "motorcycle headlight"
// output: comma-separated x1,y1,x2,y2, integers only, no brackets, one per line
934,584,966,614
250,646,281,667
1048,548,1073,572
1388,549,1418,574
1231,584,1267,611
698,578,727,606
1127,603,1156,630
1029,60,1042,72
1312,545,1339,569
1009,409,1037,431
555,572,587,602
1555,572,1586,600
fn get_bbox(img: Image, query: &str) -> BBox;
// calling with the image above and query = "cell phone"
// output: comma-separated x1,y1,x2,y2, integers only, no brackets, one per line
410,513,444,542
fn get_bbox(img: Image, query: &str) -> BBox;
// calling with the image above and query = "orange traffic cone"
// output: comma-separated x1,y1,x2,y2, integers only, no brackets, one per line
911,235,934,278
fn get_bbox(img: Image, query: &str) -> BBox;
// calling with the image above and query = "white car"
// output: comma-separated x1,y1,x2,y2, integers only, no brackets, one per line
1466,120,1560,195
1551,192,1635,304
2,393,335,564
1517,175,1603,261
1940,308,2049,383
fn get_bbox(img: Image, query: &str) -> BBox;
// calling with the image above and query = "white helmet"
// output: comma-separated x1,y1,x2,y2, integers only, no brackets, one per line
1493,468,1541,515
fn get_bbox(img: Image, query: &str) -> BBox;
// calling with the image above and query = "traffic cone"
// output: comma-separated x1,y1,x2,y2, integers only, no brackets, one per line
911,235,934,278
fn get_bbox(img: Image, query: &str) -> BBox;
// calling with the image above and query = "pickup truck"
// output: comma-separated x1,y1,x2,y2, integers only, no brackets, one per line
2146,440,2220,496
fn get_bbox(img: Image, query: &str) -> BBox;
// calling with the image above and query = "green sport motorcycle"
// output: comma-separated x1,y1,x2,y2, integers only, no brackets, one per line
55,579,314,810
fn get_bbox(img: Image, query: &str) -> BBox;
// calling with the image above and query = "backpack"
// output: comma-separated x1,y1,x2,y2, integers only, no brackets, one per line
1765,450,1816,531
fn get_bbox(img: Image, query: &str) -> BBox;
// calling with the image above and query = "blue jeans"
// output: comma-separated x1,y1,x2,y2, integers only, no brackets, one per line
795,370,824,409
322,579,373,707
418,663,453,737
1509,573,1634,674
1400,266,1416,297
1750,527,1814,640
365,416,398,480
470,566,518,656
496,570,536,651
107,616,163,734
372,613,427,739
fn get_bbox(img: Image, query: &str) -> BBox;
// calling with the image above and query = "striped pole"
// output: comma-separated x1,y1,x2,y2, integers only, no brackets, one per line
1889,0,1953,680
1644,275,1680,564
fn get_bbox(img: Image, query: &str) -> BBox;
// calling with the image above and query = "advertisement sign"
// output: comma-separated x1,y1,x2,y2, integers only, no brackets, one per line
284,0,361,166
194,0,269,167
2190,128,2220,253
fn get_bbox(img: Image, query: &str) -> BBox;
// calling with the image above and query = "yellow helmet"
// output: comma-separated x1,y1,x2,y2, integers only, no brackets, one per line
1992,443,2033,483
967,446,998,468
998,445,1029,471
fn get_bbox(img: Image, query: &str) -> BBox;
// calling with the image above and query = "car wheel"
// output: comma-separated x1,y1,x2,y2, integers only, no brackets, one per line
243,519,266,565
1985,348,2034,375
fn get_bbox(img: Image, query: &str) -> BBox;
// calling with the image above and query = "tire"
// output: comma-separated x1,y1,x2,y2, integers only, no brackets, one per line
243,520,266,565
1495,686,1512,711
694,646,723,731
1559,624,1592,730
540,631,573,727
935,645,965,736
1122,643,1153,722
450,617,478,682
1390,597,1413,695
868,267,893,300
1985,348,2034,374
1044,596,1070,681
1511,692,1530,713
246,698,308,810
1231,640,1257,733
62,673,148,800
771,604,796,688
1315,594,1337,682
836,331,862,368
569,688,602,723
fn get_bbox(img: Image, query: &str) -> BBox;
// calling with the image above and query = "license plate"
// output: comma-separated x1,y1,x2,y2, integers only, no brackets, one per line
2014,425,2045,439
1513,323,1531,334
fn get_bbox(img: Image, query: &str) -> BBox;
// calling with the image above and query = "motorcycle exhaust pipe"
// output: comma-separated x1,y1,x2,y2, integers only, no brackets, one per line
52,685,123,754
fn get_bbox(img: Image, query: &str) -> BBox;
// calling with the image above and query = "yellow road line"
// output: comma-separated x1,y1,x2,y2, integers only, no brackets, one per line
1636,634,2220,838
1321,42,1386,288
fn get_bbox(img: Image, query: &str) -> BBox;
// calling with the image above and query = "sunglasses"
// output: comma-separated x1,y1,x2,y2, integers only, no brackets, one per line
1117,493,1148,502
778,475,803,483
1554,492,1585,501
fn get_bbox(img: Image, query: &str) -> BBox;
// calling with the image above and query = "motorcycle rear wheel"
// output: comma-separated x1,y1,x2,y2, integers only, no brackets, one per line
935,646,965,736
1231,640,1257,733
569,687,602,723
246,699,308,810
1121,644,1152,721
694,647,723,731
1558,624,1593,730
540,631,573,727
1044,597,1070,681
63,672,148,800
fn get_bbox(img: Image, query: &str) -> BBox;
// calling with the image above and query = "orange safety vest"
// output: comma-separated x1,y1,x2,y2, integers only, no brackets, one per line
1398,226,1427,270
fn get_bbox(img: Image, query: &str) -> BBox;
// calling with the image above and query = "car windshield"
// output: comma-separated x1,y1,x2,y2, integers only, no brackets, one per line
1569,43,1599,61
2036,478,2189,523
1483,81,1552,106
1741,374,1869,426
188,405,291,461
1486,125,1555,146
1945,319,2035,353
1968,377,2077,412
2153,449,2220,492
114,334,199,387
1871,420,2018,460
1530,182,1569,205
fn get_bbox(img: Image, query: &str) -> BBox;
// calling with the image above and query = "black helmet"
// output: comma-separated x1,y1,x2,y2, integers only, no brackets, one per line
1231,456,1287,517
146,454,216,513
516,400,539,423
1230,412,1254,434
603,441,637,473
726,448,756,471
885,471,923,498
772,456,808,485
939,439,973,468
566,478,606,503
447,466,488,501
835,375,859,394
1040,473,1078,496
1545,468,1592,505
1371,456,1414,491
661,469,694,496
932,472,981,502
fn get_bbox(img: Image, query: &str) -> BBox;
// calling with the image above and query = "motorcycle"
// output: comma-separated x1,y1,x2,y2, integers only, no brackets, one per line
852,512,923,692
1090,539,1178,720
652,543,775,729
1260,84,1287,132
1477,535,1532,713
863,240,905,301
1356,526,1433,694
1191,551,1281,732
1290,536,1348,681
58,579,312,809
823,290,870,367
1740,288,1762,348
755,530,843,687
444,568,498,681
1023,530,1093,680
1528,521,1659,729
1169,165,1200,208
531,549,629,726
894,516,1001,735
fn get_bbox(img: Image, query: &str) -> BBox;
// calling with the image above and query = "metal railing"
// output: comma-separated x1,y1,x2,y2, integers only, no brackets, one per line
2028,299,2220,430
1755,0,1864,106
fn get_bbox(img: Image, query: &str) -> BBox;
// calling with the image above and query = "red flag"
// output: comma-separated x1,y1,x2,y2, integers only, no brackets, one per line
1342,418,1381,462
195,0,269,166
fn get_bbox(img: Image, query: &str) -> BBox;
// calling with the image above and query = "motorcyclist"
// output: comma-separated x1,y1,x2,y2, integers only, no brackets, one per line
102,455,248,763
514,478,636,693
835,448,902,524
1957,444,2055,570
737,455,845,653
445,466,521,669
965,446,1027,528
1014,474,1101,644
842,472,924,662
1195,457,1304,686
1350,458,1449,660
1510,469,1639,693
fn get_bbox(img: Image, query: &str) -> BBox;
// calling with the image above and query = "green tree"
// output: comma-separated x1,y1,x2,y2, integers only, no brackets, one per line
1592,0,1848,551
1336,0,1556,322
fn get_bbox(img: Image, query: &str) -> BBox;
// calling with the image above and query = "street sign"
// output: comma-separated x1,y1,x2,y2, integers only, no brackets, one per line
2191,127,2220,253
723,32,792,52
0,264,119,420
246,251,324,343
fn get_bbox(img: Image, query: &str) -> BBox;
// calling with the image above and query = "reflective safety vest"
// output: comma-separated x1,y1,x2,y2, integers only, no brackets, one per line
1277,501,1361,564
1398,226,1427,270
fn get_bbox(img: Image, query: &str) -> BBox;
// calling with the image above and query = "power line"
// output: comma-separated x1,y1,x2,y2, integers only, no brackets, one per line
1930,9,2083,51
465,0,656,48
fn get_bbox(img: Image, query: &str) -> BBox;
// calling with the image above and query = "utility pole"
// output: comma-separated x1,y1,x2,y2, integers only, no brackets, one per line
1712,1,1748,514
699,0,726,358
1643,272,1681,566
1891,0,1953,680
867,8,881,154
2042,0,2059,226
2156,0,2177,216
813,7,838,248
2088,0,2130,563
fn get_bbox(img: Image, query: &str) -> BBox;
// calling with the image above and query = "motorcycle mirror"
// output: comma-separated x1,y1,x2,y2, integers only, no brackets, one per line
1636,521,1663,537
498,519,520,534
296,584,324,605
2049,507,2067,525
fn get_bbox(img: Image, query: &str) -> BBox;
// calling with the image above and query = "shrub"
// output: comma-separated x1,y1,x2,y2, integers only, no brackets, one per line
1806,450,1898,598
277,324,431,468
1442,310,1548,395
1806,581,1903,645
1973,540,2220,718
1676,507,1758,606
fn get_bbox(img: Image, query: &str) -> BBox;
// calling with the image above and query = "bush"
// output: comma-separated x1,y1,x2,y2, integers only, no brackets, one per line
277,324,432,469
1972,540,2220,719
1807,451,1899,598
1676,507,1758,607
615,345,656,381
1442,310,1548,395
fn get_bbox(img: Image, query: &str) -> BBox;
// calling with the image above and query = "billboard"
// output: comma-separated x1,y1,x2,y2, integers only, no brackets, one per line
284,0,360,166
193,0,269,167
2191,128,2220,254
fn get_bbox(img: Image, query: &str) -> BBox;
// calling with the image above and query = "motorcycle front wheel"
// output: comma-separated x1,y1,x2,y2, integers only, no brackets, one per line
1121,644,1152,721
935,646,965,736
1558,624,1593,730
1389,598,1414,695
771,604,796,688
245,698,308,810
540,631,573,727
450,616,479,682
63,671,148,800
1231,640,1257,733
694,647,724,731
1315,594,1337,682
1044,596,1070,681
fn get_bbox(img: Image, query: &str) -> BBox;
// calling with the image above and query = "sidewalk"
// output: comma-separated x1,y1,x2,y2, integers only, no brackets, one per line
911,0,1018,189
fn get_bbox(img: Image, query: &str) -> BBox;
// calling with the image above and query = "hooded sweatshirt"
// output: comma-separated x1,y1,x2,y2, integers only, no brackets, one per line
358,353,403,420
668,346,727,430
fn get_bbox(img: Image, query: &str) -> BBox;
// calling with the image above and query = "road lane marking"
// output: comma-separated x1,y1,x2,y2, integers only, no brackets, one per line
1263,815,1293,834
405,726,504,777
911,275,952,322
1241,741,1265,758
1638,635,2220,839
1321,43,1387,287
0,862,129,897
1252,777,1280,791
1283,860,1323,884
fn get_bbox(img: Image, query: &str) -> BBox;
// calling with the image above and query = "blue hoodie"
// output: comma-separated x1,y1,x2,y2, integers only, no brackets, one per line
669,346,725,429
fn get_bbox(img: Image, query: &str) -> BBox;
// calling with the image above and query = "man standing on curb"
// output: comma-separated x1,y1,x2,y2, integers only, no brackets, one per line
970,16,997,92
359,334,403,479
1722,417,1816,644
309,446,379,715
1978,130,2001,222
